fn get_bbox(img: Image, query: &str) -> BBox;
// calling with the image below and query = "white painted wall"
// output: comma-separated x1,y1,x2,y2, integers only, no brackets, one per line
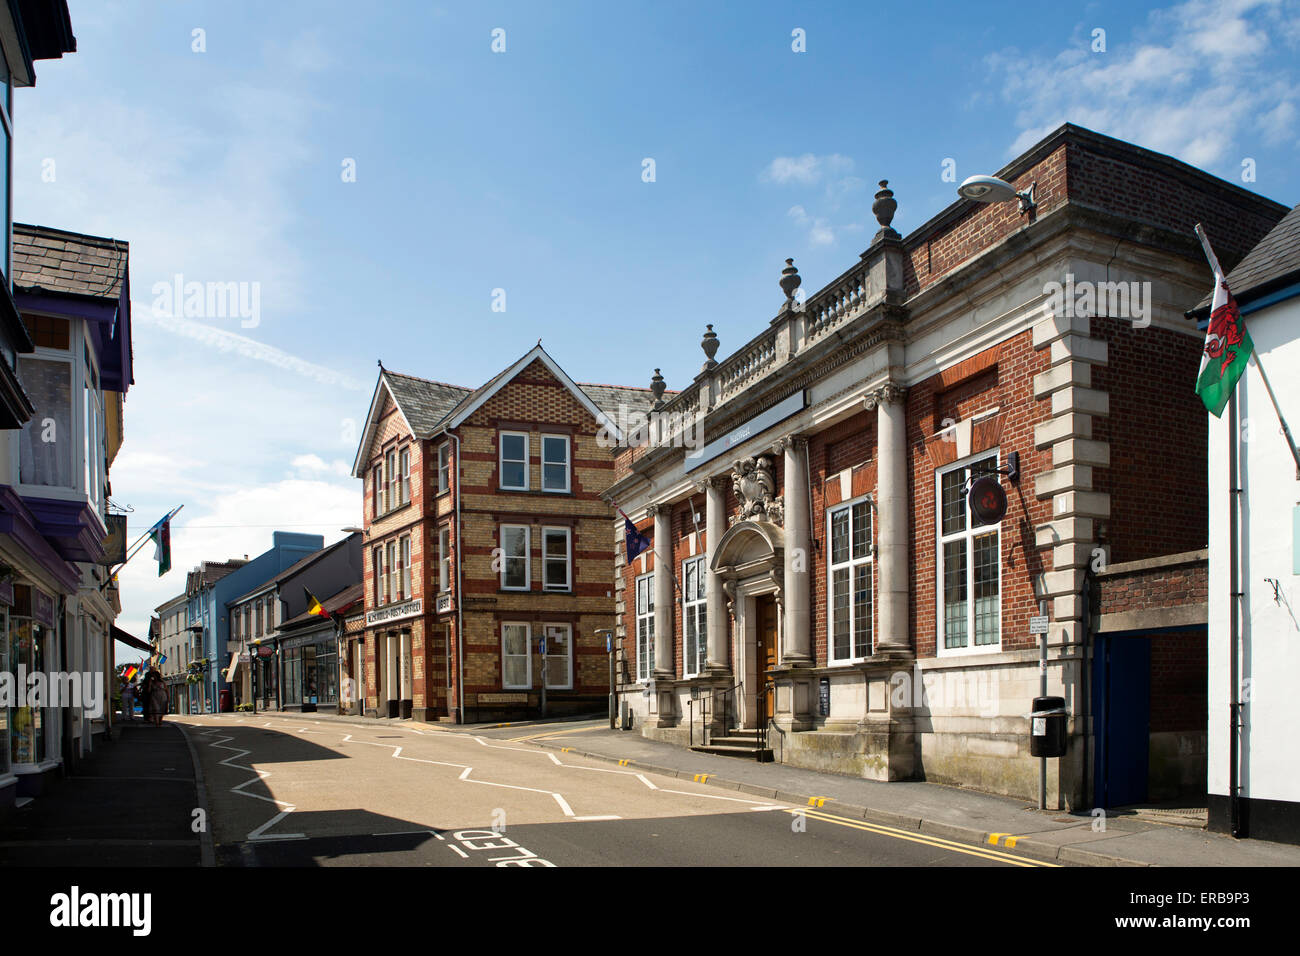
1208,292,1300,804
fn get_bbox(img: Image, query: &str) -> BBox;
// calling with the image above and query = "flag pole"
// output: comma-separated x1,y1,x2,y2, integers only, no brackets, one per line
101,505,184,591
1195,223,1300,478
1195,224,1243,837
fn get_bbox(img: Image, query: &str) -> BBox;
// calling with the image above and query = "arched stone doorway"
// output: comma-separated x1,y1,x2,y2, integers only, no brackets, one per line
711,520,784,728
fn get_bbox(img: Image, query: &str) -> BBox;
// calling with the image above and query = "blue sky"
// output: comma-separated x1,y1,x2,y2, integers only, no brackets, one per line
11,0,1298,646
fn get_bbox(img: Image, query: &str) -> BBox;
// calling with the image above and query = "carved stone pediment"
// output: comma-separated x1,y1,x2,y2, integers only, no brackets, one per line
731,455,783,526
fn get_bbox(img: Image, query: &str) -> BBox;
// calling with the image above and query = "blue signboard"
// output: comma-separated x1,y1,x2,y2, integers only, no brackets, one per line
685,390,806,471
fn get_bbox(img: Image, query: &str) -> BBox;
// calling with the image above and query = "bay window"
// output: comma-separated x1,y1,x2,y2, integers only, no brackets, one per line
828,498,873,663
937,454,1002,653
15,317,107,518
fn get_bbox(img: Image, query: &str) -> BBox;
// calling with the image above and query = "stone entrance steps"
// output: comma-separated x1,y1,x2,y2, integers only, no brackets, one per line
691,730,773,762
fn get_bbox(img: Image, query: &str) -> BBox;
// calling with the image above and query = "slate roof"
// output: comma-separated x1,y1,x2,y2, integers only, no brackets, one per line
11,223,128,300
1192,203,1300,315
381,369,472,435
278,582,365,631
184,559,247,598
579,382,675,421
379,354,667,439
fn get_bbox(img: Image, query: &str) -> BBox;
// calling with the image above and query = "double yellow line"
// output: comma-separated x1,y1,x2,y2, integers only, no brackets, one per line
507,724,609,742
789,807,1058,867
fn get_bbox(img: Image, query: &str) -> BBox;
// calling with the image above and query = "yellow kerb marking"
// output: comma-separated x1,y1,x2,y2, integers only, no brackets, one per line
808,797,827,808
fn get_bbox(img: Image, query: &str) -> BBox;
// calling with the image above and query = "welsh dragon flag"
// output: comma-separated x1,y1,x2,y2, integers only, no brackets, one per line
1196,274,1253,418
149,517,172,577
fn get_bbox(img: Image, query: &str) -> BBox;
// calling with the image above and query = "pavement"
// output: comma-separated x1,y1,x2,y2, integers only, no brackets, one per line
254,708,1300,868
0,720,204,867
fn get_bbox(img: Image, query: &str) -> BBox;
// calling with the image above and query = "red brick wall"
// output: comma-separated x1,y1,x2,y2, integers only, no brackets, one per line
1090,318,1207,562
1148,631,1208,733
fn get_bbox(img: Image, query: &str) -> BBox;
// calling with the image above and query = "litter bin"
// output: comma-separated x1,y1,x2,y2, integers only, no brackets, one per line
219,688,233,713
1029,695,1067,758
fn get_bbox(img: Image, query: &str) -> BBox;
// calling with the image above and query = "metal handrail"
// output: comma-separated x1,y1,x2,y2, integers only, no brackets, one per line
758,679,775,762
688,681,741,747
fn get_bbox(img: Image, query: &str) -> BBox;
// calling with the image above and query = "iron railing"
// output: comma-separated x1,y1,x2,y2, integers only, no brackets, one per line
688,682,740,748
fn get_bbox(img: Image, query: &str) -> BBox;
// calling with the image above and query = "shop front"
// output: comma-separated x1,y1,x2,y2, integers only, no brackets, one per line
281,628,338,713
7,583,60,796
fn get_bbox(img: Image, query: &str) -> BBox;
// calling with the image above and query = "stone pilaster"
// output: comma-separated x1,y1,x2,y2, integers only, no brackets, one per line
649,504,675,679
774,436,812,664
700,476,730,674
865,382,911,659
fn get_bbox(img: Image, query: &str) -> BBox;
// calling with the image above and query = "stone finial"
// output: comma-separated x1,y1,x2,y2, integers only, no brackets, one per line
650,368,666,408
872,180,901,241
779,258,801,302
701,324,720,369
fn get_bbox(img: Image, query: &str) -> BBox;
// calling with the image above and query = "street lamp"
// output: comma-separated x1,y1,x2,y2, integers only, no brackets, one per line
957,174,1037,214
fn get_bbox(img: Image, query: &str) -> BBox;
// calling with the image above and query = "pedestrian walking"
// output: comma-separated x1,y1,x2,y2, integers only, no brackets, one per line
143,669,168,727
121,681,134,721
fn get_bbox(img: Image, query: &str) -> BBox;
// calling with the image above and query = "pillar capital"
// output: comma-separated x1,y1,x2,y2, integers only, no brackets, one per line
863,382,908,410
770,434,809,455
695,474,729,494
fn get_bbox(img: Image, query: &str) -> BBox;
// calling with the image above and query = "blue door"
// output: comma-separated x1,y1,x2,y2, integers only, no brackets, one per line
1092,635,1151,808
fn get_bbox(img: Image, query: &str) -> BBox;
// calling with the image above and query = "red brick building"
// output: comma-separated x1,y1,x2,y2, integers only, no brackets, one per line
605,124,1287,810
351,345,657,722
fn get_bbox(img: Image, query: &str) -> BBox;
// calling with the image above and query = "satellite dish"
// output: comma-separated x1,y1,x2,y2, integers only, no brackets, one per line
968,474,1008,527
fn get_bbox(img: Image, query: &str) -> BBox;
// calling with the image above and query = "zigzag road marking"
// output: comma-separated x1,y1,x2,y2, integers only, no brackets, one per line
198,726,305,842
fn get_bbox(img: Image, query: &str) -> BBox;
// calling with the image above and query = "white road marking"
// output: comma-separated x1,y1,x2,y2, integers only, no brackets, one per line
448,844,468,859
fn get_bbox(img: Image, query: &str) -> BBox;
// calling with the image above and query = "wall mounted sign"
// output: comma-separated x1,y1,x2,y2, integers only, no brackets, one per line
98,514,128,566
968,475,1008,527
33,587,55,628
819,677,830,716
365,598,422,627
685,391,806,472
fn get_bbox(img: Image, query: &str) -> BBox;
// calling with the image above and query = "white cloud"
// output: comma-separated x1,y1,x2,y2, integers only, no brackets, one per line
113,478,361,641
762,153,854,185
987,0,1300,171
289,454,353,478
